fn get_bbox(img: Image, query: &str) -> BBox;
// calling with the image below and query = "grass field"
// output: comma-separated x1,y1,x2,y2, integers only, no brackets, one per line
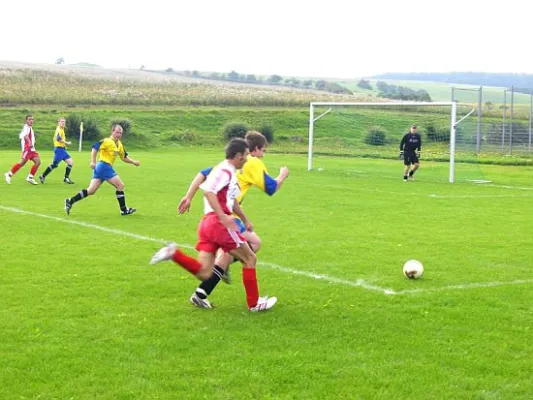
1,149,532,399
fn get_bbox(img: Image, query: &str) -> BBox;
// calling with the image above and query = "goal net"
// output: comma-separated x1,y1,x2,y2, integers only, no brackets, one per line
307,101,481,183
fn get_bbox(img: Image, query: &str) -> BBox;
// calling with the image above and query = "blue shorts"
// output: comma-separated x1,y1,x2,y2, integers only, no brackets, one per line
92,162,117,181
234,217,246,234
53,147,71,165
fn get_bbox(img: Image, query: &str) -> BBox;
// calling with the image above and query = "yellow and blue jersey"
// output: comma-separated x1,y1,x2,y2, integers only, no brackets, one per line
200,155,278,204
92,137,127,165
53,126,66,148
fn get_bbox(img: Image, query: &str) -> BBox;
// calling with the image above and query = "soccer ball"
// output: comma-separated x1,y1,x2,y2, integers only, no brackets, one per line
403,259,424,279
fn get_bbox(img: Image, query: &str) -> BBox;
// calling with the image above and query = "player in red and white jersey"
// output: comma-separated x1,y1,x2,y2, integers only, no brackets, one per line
149,138,277,312
4,115,42,185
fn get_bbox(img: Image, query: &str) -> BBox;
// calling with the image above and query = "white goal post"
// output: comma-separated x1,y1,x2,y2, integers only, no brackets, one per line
308,101,466,183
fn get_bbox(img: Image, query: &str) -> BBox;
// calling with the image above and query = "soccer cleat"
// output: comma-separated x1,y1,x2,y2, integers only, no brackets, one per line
26,176,38,185
249,296,277,312
5,172,11,184
189,293,213,309
149,242,177,265
409,176,415,181
64,198,72,215
39,175,45,184
63,178,75,184
221,267,231,284
121,207,137,216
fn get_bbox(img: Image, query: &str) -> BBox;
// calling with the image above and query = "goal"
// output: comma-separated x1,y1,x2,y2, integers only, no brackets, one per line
307,101,475,183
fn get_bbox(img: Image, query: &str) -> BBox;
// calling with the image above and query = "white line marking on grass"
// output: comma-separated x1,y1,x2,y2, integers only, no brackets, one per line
0,206,393,295
429,193,533,199
486,184,533,191
395,279,533,295
3,205,531,296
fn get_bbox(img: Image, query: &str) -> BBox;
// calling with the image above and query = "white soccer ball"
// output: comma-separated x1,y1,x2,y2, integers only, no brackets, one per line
403,259,424,279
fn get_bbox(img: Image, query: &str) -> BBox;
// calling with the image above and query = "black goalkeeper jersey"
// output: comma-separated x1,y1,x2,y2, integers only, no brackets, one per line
400,133,422,154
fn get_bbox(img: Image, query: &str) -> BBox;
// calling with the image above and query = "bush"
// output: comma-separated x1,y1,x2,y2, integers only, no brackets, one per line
257,124,274,143
66,113,101,141
364,126,387,146
223,122,248,141
426,124,450,142
111,118,133,136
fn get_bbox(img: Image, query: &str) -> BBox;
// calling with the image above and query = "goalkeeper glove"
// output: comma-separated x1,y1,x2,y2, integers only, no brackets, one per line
399,151,404,159
416,151,421,158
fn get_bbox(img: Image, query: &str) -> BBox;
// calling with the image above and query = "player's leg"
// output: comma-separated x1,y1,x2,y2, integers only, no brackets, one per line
5,157,27,184
150,243,215,280
65,178,102,215
403,156,410,182
63,154,74,184
40,148,62,183
107,175,135,215
229,242,276,311
409,159,420,180
220,230,261,283
26,155,41,185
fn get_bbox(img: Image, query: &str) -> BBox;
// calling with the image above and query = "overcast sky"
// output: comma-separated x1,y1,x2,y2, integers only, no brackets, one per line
1,0,529,78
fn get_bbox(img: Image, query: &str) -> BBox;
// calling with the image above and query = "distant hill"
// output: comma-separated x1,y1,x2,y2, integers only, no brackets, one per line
371,72,533,93
68,62,102,68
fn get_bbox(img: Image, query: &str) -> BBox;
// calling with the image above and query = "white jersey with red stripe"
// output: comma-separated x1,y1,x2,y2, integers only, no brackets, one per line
199,160,241,215
19,124,35,152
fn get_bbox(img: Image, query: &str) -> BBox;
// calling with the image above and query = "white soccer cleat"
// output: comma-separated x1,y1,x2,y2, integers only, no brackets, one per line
189,293,213,309
409,176,415,181
149,242,177,265
26,176,38,185
5,172,11,184
249,296,277,312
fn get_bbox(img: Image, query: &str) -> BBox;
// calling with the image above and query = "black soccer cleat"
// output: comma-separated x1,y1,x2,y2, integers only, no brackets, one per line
64,198,72,215
39,175,45,184
63,178,75,184
121,207,137,216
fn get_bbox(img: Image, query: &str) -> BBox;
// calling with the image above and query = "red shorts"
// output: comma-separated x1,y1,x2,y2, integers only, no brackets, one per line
22,150,39,161
195,213,245,254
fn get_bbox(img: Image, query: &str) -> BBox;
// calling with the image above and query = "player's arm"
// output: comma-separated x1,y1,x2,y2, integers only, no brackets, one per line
399,134,406,151
245,160,287,196
272,167,289,193
178,167,212,214
90,141,102,169
122,153,140,166
56,128,71,146
232,201,253,232
204,192,239,231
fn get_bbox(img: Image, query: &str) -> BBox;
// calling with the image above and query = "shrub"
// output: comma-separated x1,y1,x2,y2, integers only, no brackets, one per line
364,126,387,146
111,118,133,136
223,122,248,141
66,113,101,141
426,124,450,142
257,124,274,143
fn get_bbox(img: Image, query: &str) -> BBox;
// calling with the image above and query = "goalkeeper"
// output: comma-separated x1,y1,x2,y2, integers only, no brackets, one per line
399,124,422,181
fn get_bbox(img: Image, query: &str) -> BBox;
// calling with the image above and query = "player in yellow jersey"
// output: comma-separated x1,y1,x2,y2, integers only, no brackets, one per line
64,124,140,216
177,131,289,308
39,117,75,184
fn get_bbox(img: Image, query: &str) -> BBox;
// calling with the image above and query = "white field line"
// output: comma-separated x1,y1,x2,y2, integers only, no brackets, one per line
0,205,393,295
485,184,533,191
2,205,532,296
429,193,533,199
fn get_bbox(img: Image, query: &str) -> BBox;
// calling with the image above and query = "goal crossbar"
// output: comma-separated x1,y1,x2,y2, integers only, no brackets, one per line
308,101,459,182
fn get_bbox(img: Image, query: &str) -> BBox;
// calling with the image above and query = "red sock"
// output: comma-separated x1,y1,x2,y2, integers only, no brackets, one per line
30,164,39,176
242,267,259,308
10,163,22,175
172,249,201,275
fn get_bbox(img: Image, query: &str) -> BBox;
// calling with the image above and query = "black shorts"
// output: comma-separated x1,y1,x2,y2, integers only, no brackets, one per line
404,153,419,166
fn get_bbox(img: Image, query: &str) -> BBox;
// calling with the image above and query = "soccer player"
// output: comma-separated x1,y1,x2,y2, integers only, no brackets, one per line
64,124,139,216
39,117,75,184
399,124,422,181
4,115,41,185
178,131,289,309
149,137,278,312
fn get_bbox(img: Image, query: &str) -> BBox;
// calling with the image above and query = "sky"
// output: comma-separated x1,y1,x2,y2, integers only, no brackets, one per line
1,0,530,79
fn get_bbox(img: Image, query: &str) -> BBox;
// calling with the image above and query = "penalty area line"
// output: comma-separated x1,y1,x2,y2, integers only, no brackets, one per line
0,205,393,295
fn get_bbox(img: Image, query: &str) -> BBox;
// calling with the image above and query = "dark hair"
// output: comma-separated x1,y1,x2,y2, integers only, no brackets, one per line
411,124,417,129
225,138,248,159
245,131,267,152
25,114,33,121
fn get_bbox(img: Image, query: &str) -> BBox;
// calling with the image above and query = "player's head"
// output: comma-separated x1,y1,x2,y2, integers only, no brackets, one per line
410,124,417,133
245,131,267,158
225,138,249,168
25,115,34,126
58,117,66,128
111,124,124,139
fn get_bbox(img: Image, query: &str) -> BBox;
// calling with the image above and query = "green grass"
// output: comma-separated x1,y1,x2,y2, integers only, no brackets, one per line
1,149,533,399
